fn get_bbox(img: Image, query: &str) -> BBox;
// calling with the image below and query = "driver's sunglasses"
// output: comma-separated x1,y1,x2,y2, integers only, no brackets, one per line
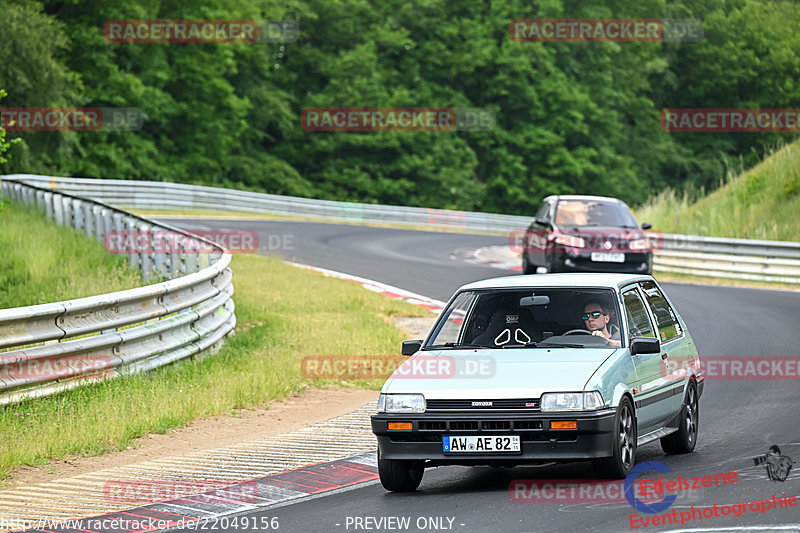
581,311,604,320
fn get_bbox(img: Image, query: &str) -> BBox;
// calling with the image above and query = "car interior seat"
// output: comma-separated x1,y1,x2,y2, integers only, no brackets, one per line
471,296,543,347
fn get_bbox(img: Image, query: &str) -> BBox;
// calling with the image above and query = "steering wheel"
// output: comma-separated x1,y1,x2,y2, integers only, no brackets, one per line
563,329,594,335
562,329,613,345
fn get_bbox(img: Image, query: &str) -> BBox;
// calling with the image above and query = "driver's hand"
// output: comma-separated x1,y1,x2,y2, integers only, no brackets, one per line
591,330,604,337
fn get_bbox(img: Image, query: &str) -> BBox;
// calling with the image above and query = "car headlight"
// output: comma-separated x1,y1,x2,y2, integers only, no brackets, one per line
554,235,586,248
629,238,649,250
540,391,604,412
377,393,426,413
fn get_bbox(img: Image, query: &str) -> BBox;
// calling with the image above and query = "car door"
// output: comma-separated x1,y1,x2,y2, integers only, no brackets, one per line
525,200,552,269
638,280,691,414
621,286,677,434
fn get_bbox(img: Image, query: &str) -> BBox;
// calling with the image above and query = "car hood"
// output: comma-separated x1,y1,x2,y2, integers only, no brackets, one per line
381,348,618,399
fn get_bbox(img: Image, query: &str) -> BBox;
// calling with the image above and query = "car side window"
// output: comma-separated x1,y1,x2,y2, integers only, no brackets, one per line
622,289,655,339
535,201,550,221
639,280,683,342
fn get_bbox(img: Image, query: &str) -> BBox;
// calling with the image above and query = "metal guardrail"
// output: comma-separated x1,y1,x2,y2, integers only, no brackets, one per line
0,179,235,405
3,174,800,284
0,174,528,233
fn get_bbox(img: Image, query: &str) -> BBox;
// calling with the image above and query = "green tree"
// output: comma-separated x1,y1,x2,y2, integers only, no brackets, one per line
0,0,83,174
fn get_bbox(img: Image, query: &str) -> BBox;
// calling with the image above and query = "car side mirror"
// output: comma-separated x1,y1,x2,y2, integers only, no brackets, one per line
641,222,652,230
402,339,423,356
630,337,660,355
535,216,550,227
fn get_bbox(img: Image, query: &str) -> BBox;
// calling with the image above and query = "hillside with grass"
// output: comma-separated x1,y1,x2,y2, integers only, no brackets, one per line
0,201,142,309
636,140,800,242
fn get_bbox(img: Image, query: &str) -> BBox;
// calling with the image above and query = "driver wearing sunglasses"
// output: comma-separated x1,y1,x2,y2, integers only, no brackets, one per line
582,299,621,347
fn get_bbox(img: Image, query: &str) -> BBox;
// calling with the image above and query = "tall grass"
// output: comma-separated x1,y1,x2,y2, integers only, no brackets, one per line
636,141,800,241
0,252,428,482
0,201,142,308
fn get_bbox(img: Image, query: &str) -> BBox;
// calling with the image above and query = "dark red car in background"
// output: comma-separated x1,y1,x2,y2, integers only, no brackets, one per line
521,195,653,275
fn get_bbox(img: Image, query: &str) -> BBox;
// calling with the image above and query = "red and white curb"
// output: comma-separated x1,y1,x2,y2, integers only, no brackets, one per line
288,262,447,313
20,452,379,533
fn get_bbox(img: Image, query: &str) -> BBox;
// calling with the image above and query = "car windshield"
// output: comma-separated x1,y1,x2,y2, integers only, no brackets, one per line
554,200,639,228
425,288,622,349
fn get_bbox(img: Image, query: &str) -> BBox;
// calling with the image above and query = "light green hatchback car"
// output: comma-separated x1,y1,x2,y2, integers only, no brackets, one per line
371,273,703,492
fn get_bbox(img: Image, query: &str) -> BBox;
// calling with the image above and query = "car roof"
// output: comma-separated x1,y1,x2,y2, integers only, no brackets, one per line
459,273,652,292
544,194,623,203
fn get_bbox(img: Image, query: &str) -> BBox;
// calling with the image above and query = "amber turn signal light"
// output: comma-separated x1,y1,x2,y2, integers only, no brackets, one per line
550,420,577,430
388,422,413,431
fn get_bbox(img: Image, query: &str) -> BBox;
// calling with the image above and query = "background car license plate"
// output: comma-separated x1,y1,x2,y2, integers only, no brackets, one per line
591,252,625,263
442,435,521,453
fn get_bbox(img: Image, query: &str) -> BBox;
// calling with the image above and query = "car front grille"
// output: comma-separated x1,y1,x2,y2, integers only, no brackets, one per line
426,398,540,411
417,420,543,432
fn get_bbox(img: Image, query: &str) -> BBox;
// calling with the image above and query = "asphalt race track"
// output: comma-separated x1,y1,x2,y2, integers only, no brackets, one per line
160,217,800,533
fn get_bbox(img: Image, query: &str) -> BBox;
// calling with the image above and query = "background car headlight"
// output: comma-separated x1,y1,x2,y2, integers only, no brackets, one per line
629,238,649,250
377,393,425,413
540,391,604,412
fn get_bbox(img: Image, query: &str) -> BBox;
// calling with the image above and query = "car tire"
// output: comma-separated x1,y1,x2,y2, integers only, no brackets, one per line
378,457,424,492
522,252,536,274
660,380,698,454
592,396,636,479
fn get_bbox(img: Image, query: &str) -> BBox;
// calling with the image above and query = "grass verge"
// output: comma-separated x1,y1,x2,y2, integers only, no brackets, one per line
0,201,142,308
0,252,428,482
636,140,800,241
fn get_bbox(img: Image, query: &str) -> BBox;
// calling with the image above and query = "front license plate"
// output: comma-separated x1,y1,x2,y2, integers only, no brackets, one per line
442,435,521,453
591,252,625,263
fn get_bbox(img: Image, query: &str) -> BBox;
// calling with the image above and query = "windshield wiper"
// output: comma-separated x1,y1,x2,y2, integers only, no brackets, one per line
423,342,492,350
499,342,538,349
539,342,586,348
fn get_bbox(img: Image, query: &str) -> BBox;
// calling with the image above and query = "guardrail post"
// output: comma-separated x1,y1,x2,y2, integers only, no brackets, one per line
185,238,199,274
73,200,84,232
83,202,94,238
52,194,64,225
60,195,71,226
137,221,154,280
123,217,141,273
65,196,74,226
97,209,108,249
22,186,33,206
43,191,54,220
92,206,105,243
168,232,182,279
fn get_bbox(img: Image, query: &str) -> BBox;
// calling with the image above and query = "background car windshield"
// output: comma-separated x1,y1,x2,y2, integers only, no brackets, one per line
426,288,620,348
554,200,639,227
